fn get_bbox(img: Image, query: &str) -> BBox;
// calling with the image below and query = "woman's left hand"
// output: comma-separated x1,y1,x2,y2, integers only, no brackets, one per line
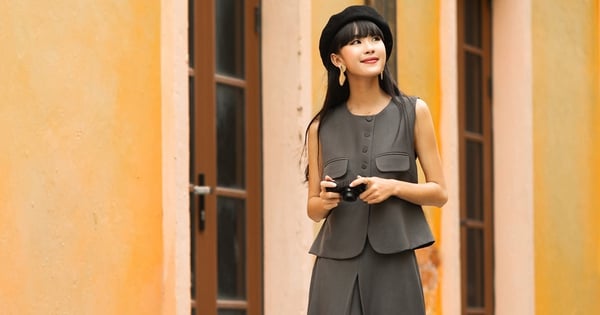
350,176,397,204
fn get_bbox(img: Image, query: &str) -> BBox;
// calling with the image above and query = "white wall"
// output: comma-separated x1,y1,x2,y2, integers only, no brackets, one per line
161,0,190,314
493,0,535,314
262,0,315,314
439,1,461,314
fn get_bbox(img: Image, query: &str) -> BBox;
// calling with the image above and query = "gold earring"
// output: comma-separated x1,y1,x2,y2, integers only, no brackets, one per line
380,71,384,80
338,65,346,86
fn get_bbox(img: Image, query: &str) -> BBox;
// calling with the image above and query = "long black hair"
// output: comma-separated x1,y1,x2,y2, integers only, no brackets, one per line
302,20,405,181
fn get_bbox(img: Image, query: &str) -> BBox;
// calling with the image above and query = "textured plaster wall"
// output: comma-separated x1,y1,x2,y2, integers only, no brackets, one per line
493,0,535,314
161,0,189,314
0,1,163,314
262,0,315,314
396,1,444,314
532,0,600,313
439,1,461,314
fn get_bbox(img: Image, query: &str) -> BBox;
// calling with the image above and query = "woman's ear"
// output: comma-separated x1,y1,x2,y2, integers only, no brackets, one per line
330,53,343,68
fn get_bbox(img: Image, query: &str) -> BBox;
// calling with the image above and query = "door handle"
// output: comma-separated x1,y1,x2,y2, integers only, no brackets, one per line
191,174,211,232
189,184,211,195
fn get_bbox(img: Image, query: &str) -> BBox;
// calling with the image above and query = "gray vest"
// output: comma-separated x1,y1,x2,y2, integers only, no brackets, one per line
309,96,434,259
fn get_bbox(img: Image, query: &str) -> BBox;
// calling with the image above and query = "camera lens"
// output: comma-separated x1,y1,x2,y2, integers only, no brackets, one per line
342,188,357,202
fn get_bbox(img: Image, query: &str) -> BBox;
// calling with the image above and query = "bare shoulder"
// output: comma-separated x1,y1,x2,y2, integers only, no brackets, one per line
414,98,433,121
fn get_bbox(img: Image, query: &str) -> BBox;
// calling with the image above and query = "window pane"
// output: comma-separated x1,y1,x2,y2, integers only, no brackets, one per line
467,228,485,307
465,52,483,133
216,0,245,78
218,197,247,299
465,0,482,47
219,310,246,315
217,84,246,188
466,140,483,220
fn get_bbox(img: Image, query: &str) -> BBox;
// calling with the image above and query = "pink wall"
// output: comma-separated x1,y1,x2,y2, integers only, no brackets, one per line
493,0,536,313
261,0,315,313
439,1,461,314
160,0,191,313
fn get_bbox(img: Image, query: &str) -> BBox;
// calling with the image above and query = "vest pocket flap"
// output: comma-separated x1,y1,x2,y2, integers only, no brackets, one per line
375,153,410,172
323,158,349,179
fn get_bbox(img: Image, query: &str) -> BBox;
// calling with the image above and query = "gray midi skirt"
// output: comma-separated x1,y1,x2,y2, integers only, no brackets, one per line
307,241,425,315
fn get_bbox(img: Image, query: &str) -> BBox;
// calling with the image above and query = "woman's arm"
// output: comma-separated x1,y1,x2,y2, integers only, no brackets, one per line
351,99,448,207
306,121,340,222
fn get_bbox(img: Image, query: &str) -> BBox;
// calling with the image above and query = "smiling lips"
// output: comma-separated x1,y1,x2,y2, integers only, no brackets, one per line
361,57,379,64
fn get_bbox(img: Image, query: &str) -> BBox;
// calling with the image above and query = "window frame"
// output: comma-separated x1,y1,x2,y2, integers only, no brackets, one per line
457,0,495,314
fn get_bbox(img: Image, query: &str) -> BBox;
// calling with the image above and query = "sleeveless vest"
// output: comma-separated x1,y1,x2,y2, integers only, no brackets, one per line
309,96,435,259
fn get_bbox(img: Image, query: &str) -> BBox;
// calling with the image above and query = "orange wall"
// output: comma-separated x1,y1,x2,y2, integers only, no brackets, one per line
0,1,163,314
396,1,443,314
532,0,600,313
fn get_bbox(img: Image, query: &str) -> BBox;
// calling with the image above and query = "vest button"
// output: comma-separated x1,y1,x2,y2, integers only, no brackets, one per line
365,116,373,122
362,146,368,153
361,163,367,169
364,132,371,137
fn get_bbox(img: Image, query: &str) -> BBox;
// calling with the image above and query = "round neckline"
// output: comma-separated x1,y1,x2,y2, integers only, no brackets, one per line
344,99,393,118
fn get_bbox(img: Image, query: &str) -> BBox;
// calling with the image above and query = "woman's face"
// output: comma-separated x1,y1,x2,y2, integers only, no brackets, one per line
336,34,386,80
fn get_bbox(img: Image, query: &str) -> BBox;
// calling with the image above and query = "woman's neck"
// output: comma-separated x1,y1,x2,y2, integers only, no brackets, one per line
346,77,391,115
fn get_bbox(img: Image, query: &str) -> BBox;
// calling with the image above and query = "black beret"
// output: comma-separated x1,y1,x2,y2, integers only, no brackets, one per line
319,5,393,70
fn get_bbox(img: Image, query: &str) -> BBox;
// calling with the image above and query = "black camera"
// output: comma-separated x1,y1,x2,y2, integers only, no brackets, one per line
326,181,367,202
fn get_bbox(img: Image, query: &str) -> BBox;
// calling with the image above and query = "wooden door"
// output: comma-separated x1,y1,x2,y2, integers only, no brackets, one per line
188,0,262,314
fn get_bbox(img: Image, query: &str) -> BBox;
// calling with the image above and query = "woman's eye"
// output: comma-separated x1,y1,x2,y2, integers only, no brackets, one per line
372,36,382,41
349,39,361,45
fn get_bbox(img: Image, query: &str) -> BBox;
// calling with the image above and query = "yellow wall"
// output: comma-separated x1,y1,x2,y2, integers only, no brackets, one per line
396,2,442,314
0,1,163,314
532,0,600,313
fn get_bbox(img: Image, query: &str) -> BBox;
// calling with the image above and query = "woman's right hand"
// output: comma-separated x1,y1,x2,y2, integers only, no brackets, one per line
319,175,341,211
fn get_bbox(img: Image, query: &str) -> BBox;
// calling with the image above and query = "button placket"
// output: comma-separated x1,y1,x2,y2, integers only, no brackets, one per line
358,116,375,176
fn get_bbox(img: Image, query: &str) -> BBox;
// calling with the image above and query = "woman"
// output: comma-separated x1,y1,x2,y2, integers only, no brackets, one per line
304,5,447,314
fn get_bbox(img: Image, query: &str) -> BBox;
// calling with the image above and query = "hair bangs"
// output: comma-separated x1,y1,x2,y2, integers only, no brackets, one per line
331,20,385,52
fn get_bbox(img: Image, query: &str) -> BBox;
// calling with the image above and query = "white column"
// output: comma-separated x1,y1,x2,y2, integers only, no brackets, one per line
161,0,190,314
493,0,535,314
262,0,315,314
439,1,461,314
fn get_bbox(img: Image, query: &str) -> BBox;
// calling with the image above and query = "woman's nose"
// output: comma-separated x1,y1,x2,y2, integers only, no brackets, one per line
363,38,375,52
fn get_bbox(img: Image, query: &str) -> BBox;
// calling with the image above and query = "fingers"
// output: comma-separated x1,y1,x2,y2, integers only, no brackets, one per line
319,191,340,210
319,175,389,206
363,193,383,204
320,176,336,188
320,175,340,210
350,175,369,187
352,176,386,204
